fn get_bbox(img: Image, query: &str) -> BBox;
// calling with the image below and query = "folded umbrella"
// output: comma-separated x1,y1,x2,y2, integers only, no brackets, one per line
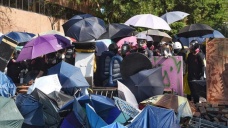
16,34,72,61
48,61,90,96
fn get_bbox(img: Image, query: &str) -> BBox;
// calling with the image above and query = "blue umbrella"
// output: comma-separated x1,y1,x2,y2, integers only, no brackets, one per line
86,104,107,128
61,112,83,128
202,30,225,38
0,71,16,97
64,17,106,42
127,105,180,128
77,94,121,124
0,31,35,44
62,14,94,34
48,61,90,96
15,94,44,127
101,122,126,128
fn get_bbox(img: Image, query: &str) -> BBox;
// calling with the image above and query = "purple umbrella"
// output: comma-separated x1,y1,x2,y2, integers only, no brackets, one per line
16,34,72,61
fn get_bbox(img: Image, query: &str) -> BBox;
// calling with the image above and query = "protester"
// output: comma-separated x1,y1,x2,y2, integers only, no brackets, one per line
173,41,187,73
186,40,205,103
135,33,152,58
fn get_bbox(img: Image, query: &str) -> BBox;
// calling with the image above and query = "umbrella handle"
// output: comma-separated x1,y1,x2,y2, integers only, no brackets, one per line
74,88,82,97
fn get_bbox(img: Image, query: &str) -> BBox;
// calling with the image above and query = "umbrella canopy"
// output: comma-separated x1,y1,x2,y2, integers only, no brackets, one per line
16,34,72,61
160,11,189,24
124,14,171,31
140,29,172,42
15,94,44,127
47,91,74,109
177,23,214,37
120,53,152,80
0,31,35,44
127,67,165,103
99,23,135,39
0,71,16,97
202,30,225,38
86,104,108,128
47,61,90,95
101,122,126,128
31,88,61,127
77,94,121,123
140,94,193,120
62,14,94,34
127,105,179,128
27,74,62,95
116,36,137,48
64,16,106,42
0,96,24,128
113,96,140,119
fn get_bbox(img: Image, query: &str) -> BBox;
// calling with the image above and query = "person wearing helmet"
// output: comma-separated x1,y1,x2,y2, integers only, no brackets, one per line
186,40,205,103
135,33,152,58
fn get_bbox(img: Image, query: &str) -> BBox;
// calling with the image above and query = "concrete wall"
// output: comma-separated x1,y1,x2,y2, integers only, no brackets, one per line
0,5,66,34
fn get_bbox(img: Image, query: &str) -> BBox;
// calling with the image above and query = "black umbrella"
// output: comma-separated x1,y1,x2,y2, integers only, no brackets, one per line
99,23,135,39
31,88,61,128
177,23,214,37
62,14,93,34
63,16,106,42
122,67,165,103
120,53,152,80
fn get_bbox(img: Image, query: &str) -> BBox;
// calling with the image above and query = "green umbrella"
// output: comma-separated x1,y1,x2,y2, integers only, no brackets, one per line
0,96,24,128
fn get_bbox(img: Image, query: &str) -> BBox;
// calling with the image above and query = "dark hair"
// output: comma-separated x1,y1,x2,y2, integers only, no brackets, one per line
108,43,118,54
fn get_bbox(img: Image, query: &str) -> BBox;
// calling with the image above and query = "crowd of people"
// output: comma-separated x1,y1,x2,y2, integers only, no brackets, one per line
5,32,207,103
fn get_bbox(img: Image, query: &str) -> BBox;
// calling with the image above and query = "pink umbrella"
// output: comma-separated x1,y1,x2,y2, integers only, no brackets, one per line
116,36,137,48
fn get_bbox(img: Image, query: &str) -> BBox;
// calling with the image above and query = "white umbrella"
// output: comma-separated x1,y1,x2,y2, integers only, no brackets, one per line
160,11,189,24
124,14,171,31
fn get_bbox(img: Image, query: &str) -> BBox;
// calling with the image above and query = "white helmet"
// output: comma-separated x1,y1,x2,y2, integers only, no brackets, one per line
173,42,182,49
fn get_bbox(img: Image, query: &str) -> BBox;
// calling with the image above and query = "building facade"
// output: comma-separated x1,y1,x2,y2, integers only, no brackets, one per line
0,0,92,34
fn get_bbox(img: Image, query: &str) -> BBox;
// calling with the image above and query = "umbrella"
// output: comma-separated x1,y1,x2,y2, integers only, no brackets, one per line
127,67,165,103
177,23,214,37
101,122,126,128
0,96,24,128
99,23,135,39
31,88,61,127
117,81,139,109
0,71,16,97
140,94,193,121
160,11,189,24
47,91,74,109
60,98,90,128
16,34,72,61
140,29,172,42
0,31,35,44
77,94,121,123
124,14,171,31
95,39,113,56
15,94,44,127
62,14,94,34
116,36,137,48
47,61,90,96
176,36,206,47
127,105,179,128
202,30,225,38
113,96,140,119
64,16,106,42
86,104,108,128
27,74,62,95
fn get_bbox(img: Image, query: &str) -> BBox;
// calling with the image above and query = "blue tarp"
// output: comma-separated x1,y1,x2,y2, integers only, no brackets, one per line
0,71,16,97
128,105,180,128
